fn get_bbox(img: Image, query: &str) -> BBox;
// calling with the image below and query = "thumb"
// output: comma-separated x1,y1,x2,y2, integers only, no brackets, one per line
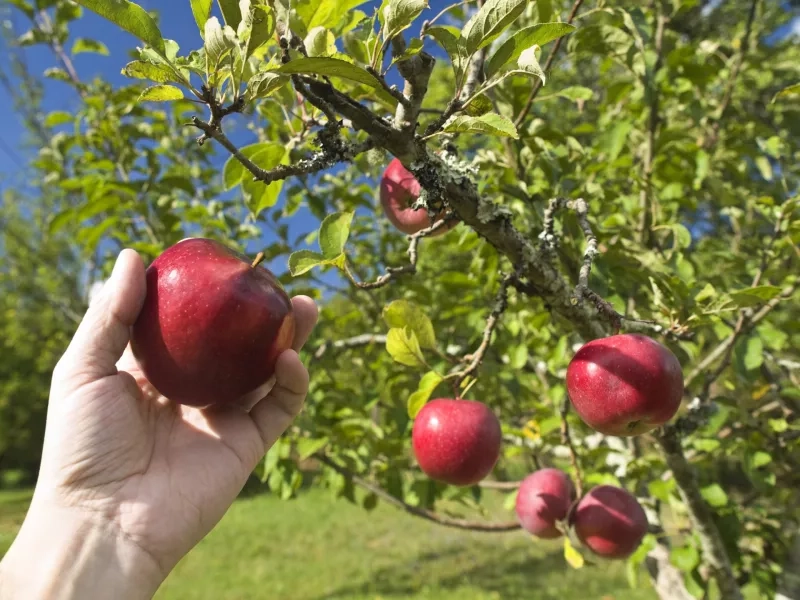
54,249,146,389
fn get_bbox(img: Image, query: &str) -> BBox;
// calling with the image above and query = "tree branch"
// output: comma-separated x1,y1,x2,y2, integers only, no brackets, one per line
638,11,667,245
342,217,453,289
559,400,584,498
453,273,513,389
312,334,388,360
514,0,585,128
391,39,436,134
315,454,521,532
657,428,744,600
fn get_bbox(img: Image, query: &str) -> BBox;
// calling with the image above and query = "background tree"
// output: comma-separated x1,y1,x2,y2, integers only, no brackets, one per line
1,0,799,598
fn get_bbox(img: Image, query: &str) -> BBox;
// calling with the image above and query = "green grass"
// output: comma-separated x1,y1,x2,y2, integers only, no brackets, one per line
1,486,656,600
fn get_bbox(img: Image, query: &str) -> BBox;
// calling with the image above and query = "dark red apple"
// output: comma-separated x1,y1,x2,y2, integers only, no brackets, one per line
565,333,684,436
570,485,648,559
130,238,295,408
411,398,502,486
379,158,455,236
515,468,576,539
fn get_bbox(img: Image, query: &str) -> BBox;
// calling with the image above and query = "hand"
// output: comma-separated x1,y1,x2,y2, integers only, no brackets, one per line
0,249,318,599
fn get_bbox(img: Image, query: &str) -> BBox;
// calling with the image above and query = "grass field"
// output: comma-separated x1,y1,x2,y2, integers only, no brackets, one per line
1,485,657,600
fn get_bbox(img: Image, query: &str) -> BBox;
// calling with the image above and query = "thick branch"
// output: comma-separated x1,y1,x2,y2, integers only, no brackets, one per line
657,429,743,600
514,0,585,127
315,454,521,532
638,12,667,245
391,40,436,133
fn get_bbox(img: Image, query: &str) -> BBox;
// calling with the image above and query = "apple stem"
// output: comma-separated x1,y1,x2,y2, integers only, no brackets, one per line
251,252,265,268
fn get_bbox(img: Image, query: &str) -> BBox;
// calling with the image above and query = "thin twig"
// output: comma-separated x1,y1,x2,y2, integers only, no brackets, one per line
478,480,521,491
343,218,453,289
312,334,388,360
366,65,410,108
559,400,583,497
514,0,585,128
453,274,513,390
315,454,521,532
421,0,474,34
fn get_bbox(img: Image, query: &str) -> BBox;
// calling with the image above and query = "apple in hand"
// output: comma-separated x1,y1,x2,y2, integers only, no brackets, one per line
130,238,295,408
379,158,455,236
411,398,502,486
515,468,577,539
570,485,648,559
565,333,684,436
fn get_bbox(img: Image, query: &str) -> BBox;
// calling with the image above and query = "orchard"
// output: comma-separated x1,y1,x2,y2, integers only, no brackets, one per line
1,0,799,599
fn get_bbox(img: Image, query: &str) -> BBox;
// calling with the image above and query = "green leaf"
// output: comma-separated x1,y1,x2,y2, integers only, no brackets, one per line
425,26,468,84
538,0,553,22
440,113,519,139
515,46,545,84
749,451,772,469
694,283,716,303
217,0,242,29
729,285,782,308
74,0,165,55
563,536,585,569
383,0,428,40
137,84,184,102
386,327,426,367
388,37,423,68
43,111,72,128
296,0,367,34
122,60,177,83
755,155,773,181
239,1,275,58
605,120,632,161
288,250,326,276
275,57,383,92
190,0,213,34
552,85,594,101
304,26,337,57
462,0,526,55
205,16,237,70
383,300,436,349
700,484,728,507
771,82,800,103
408,370,444,418
463,93,493,116
485,23,576,77
247,71,288,100
319,211,354,259
71,38,109,55
741,336,763,371
7,0,34,18
223,142,278,189
670,545,700,571
296,437,329,460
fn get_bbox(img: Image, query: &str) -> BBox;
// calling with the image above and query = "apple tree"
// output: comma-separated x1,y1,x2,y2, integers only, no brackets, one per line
2,0,800,598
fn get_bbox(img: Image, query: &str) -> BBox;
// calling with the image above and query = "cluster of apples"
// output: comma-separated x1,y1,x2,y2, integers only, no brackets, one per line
381,161,684,560
411,329,680,559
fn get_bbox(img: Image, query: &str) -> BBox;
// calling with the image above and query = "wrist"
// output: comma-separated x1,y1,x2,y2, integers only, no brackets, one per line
0,497,164,600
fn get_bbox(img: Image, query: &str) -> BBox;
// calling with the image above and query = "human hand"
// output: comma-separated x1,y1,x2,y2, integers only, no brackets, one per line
0,248,318,600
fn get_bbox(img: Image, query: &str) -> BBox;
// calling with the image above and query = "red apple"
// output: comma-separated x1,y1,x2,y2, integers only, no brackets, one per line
570,485,648,559
130,238,295,408
411,398,502,486
565,333,684,436
515,468,576,539
379,158,455,236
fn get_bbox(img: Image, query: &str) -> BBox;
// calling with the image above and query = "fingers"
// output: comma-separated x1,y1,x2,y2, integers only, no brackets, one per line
54,249,146,389
290,295,319,352
249,350,309,450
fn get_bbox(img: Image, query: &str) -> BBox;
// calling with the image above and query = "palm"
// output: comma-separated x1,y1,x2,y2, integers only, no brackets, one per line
41,277,318,574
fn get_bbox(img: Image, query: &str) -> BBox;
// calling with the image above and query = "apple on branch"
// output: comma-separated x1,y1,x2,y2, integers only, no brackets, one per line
515,468,577,539
569,485,648,560
130,238,295,408
566,333,684,436
380,158,456,236
411,398,502,487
